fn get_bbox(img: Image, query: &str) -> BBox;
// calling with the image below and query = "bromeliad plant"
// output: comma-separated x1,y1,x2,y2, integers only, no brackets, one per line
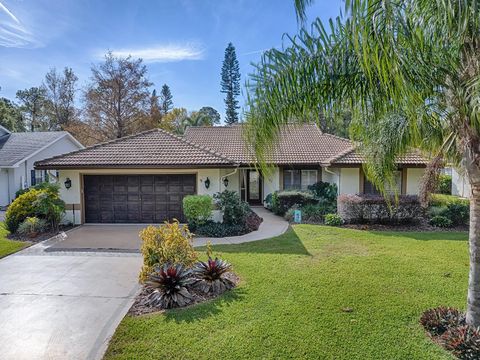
193,257,235,295
144,263,195,309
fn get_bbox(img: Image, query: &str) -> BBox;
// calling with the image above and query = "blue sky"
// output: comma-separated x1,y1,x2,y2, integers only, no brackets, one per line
0,0,343,123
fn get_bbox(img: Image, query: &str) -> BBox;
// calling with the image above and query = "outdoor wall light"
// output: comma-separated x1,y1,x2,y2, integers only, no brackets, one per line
223,177,229,187
64,178,72,189
204,177,210,189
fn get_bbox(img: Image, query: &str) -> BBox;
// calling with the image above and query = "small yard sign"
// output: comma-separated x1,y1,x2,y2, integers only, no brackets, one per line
294,209,302,223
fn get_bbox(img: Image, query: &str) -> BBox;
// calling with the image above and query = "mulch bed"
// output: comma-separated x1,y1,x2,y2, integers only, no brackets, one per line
129,272,240,317
7,225,77,243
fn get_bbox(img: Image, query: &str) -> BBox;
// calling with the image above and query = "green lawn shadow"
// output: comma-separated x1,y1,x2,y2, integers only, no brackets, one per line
163,286,247,324
196,228,312,256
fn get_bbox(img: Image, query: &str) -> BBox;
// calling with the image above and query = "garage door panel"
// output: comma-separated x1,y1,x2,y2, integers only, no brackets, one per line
84,174,196,223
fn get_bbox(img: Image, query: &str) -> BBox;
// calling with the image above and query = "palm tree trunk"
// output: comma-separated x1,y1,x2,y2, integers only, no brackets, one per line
465,151,480,327
467,183,480,326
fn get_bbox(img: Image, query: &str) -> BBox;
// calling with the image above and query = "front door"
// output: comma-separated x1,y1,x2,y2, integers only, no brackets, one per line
247,170,262,205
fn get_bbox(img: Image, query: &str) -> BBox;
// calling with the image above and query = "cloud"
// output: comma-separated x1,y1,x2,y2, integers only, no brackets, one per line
0,1,41,48
100,43,205,63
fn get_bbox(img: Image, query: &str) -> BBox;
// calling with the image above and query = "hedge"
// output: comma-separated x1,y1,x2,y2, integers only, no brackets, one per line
338,194,422,224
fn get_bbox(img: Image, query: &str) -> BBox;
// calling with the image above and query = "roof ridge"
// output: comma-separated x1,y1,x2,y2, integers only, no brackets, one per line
156,128,237,164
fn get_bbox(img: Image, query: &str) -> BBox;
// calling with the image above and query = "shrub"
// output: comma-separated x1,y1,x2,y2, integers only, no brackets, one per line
324,213,342,226
437,174,452,195
139,221,198,282
15,181,58,199
274,190,316,216
430,194,469,207
444,203,469,226
214,190,250,225
245,211,263,232
264,193,273,210
440,325,480,360
17,216,48,236
183,195,212,227
145,263,195,309
33,186,65,231
271,192,280,214
303,202,336,223
195,221,246,238
4,189,42,233
337,194,422,224
308,181,338,203
420,307,466,336
193,257,235,295
430,215,453,228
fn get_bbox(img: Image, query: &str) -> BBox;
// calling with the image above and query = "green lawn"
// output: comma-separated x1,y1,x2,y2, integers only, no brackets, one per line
105,226,469,359
0,223,28,258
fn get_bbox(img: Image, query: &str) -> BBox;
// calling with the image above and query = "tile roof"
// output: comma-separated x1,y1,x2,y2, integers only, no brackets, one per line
183,123,354,165
35,124,428,169
329,148,428,165
0,131,69,167
35,129,236,169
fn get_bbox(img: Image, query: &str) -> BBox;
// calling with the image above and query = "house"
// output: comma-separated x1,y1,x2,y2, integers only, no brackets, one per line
34,124,427,225
0,125,84,207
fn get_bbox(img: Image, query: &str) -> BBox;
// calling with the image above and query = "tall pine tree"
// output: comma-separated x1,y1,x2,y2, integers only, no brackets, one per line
221,43,241,124
159,84,173,115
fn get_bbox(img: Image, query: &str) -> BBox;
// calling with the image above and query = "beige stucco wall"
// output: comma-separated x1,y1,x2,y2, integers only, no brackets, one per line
57,168,232,224
263,167,280,199
339,168,360,194
406,168,425,195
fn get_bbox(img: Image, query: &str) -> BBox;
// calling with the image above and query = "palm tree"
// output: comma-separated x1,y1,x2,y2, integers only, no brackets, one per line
246,0,480,326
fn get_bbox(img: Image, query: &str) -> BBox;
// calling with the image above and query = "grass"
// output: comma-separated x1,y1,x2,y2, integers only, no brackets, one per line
105,226,469,359
0,222,28,258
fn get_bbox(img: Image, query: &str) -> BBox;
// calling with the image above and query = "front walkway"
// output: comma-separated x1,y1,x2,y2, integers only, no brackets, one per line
47,207,289,251
194,207,289,246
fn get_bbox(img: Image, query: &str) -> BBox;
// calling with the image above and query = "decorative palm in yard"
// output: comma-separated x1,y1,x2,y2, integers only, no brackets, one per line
245,0,480,326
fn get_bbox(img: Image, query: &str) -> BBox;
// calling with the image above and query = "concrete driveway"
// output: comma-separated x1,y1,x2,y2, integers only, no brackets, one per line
47,224,145,252
0,241,142,360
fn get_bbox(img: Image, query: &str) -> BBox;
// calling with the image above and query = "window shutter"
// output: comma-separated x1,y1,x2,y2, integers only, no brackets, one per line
31,170,36,186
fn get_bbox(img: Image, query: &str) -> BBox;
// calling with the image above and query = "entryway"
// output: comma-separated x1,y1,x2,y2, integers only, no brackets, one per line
241,169,263,205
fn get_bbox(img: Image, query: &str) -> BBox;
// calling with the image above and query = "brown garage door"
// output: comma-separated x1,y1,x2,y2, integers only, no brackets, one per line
83,174,196,223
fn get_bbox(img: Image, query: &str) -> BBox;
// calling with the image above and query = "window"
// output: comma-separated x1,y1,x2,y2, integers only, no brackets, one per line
31,170,46,186
301,170,318,190
283,169,318,190
284,170,301,190
364,171,402,195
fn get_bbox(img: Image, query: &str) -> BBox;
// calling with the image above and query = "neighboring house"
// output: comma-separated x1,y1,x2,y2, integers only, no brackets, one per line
451,167,471,198
0,125,84,207
35,124,427,225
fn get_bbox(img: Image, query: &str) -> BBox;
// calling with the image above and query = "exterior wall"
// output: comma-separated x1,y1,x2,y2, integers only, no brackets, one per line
0,169,9,207
338,168,360,194
220,168,240,194
405,168,425,196
452,167,471,198
1,136,82,207
322,168,340,188
57,168,231,224
263,167,280,200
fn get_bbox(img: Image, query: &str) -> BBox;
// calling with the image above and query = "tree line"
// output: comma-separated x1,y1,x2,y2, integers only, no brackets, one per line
0,45,242,145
